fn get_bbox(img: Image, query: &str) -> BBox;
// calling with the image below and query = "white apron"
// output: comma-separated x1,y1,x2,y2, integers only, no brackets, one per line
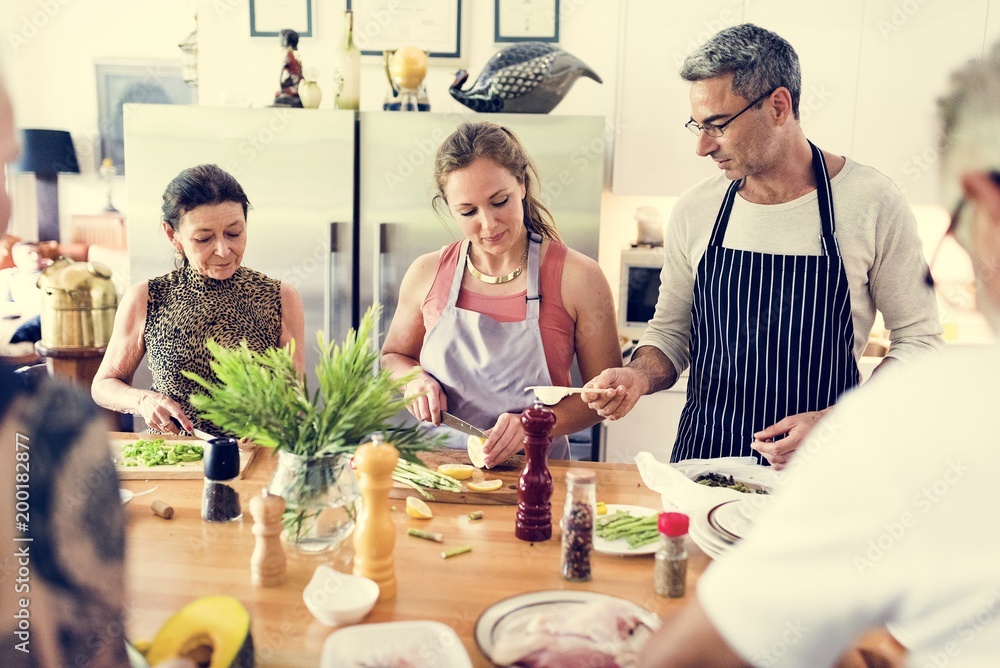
419,233,570,459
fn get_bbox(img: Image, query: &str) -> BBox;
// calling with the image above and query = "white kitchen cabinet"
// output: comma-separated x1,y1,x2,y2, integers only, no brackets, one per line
611,0,744,195
852,0,991,206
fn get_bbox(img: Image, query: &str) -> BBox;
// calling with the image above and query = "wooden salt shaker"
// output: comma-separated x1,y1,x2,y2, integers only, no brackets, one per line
250,489,287,587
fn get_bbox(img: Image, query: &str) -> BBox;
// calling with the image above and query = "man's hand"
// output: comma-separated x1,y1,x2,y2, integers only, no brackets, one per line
581,367,646,421
751,408,831,469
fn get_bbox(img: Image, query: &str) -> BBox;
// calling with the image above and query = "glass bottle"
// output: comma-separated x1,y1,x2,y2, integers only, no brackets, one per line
516,403,555,542
202,437,242,522
654,512,689,597
352,433,398,601
561,468,596,582
335,10,360,110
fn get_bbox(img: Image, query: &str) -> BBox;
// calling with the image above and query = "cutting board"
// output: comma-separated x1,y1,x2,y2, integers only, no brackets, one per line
110,435,257,480
389,450,525,506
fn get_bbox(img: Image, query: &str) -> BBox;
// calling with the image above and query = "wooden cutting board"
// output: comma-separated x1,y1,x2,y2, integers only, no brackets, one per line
109,435,257,480
389,450,526,506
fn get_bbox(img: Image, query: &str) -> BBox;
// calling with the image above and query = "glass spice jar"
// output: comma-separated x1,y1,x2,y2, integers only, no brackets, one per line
654,512,689,597
202,437,242,522
561,468,596,582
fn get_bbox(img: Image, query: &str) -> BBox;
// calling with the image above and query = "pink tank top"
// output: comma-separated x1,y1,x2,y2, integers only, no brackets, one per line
421,240,575,386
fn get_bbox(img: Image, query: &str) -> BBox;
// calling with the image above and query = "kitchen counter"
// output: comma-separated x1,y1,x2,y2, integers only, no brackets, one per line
119,435,704,666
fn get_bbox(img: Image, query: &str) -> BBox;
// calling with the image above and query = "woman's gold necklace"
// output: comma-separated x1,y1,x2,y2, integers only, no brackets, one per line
466,245,529,285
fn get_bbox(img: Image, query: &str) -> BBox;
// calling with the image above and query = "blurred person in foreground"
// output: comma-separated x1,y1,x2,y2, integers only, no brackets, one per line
584,24,942,468
92,164,305,436
0,77,129,666
639,43,1000,667
381,121,622,467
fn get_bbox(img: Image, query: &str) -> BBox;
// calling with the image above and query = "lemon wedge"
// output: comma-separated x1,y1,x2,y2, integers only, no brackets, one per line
596,501,608,516
467,435,487,468
405,496,433,519
437,463,475,480
467,479,503,492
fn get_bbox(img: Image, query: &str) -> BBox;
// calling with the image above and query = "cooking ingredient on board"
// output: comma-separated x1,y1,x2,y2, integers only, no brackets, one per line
654,512,689,598
405,496,433,519
489,598,647,667
151,500,173,519
596,511,659,549
467,479,504,492
441,545,472,559
407,528,444,543
392,460,462,499
120,438,204,467
202,438,242,522
250,489,287,587
468,510,484,520
694,472,769,494
437,463,475,480
353,434,399,602
561,469,596,582
467,435,487,468
143,595,254,668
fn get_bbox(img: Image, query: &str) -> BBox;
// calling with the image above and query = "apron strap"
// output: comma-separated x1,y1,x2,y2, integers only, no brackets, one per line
449,234,543,321
708,140,841,258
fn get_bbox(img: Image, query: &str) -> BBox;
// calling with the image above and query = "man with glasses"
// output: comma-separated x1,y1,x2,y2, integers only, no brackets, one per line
585,24,942,468
638,40,1000,667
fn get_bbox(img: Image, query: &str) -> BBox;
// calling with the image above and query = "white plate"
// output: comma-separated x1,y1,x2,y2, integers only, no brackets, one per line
594,504,660,556
475,590,659,665
119,489,134,506
320,620,471,668
689,510,732,560
708,495,772,542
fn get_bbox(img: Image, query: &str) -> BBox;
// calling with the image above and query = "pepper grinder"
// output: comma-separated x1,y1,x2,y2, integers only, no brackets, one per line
249,489,287,587
516,402,555,542
202,437,242,522
352,433,399,601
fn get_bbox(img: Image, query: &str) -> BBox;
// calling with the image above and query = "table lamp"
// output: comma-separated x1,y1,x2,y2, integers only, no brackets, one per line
16,129,80,242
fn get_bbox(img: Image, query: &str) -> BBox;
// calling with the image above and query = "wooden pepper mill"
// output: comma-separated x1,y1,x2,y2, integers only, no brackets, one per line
516,402,556,542
352,433,399,601
249,488,287,587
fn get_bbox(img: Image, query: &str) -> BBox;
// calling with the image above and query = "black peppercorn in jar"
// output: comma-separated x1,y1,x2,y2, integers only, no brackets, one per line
202,437,242,522
561,468,596,582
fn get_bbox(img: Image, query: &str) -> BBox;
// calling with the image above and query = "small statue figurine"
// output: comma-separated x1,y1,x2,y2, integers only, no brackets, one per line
274,28,304,108
249,488,287,587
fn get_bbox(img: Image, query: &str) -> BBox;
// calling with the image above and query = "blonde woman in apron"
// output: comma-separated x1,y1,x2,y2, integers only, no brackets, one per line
381,122,623,468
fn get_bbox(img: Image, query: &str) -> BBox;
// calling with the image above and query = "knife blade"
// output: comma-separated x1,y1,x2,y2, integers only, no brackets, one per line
440,411,488,439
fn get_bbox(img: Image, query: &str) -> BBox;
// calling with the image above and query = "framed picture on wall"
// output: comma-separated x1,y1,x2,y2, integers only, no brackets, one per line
250,0,313,38
96,61,196,173
494,0,560,43
346,0,464,61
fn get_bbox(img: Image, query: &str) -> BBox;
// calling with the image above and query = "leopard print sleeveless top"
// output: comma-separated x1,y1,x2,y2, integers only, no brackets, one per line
145,266,281,434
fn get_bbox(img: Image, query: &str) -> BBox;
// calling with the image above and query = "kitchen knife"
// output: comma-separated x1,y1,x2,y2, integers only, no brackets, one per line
440,411,488,439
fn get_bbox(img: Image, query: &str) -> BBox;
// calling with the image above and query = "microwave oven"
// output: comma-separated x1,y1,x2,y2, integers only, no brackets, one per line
618,246,663,341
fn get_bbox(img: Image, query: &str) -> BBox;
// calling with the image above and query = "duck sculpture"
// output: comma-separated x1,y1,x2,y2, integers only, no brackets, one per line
449,42,602,113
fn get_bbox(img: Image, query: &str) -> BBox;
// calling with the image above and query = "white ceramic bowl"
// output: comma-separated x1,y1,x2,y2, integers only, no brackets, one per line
303,565,379,626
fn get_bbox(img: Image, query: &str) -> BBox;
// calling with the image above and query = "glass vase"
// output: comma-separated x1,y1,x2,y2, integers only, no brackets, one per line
267,451,361,553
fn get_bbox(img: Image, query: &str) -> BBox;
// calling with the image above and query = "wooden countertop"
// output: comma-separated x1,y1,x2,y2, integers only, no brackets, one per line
118,434,707,666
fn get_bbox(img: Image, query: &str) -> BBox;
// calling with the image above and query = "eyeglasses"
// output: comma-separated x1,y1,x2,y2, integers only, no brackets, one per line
684,89,776,138
924,171,1000,289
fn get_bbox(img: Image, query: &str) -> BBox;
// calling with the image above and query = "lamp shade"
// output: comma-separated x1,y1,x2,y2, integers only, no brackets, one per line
16,129,80,176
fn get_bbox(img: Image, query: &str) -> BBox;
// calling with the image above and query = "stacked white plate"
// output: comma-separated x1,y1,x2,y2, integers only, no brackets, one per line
689,495,772,559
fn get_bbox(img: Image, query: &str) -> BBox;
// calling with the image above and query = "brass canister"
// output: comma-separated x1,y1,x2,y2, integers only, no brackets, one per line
38,259,119,348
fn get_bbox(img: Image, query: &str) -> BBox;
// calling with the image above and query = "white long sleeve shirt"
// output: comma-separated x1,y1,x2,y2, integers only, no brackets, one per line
637,158,944,376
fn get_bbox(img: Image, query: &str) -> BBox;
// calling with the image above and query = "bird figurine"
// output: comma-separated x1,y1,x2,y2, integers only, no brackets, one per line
449,42,602,113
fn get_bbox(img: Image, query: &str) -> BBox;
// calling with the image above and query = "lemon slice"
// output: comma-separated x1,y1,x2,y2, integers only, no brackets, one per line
467,479,503,492
467,435,487,468
405,496,433,519
437,463,475,480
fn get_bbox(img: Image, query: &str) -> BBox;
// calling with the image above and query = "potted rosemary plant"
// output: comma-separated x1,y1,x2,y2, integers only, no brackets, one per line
183,305,432,552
